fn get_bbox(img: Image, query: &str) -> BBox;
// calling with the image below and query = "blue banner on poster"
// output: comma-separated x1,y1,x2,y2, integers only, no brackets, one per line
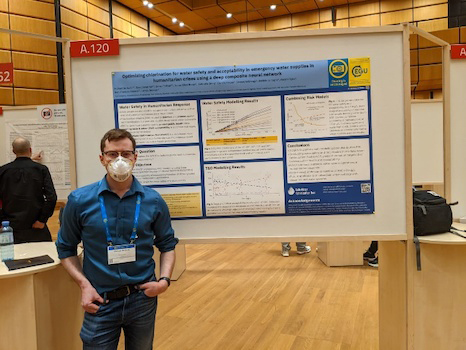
112,61,329,100
112,58,374,219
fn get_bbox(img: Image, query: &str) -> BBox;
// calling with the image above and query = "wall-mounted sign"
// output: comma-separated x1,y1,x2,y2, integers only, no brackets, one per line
0,63,13,85
451,44,466,59
70,39,119,58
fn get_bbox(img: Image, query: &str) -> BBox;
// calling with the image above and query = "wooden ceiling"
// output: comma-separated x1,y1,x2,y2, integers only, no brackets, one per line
117,0,369,34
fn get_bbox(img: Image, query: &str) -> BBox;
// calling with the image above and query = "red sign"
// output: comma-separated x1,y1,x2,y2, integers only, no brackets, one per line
0,63,13,85
451,44,466,59
0,107,3,116
70,39,119,58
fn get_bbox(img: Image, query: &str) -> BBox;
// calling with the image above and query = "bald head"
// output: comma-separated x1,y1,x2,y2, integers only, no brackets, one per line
12,137,32,157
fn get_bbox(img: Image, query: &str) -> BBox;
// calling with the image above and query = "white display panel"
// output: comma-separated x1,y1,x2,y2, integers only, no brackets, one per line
70,28,408,241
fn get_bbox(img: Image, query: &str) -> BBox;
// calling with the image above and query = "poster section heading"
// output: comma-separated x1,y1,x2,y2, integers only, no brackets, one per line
113,58,373,218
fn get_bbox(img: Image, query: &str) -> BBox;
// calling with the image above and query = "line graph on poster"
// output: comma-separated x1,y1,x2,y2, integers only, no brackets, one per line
201,96,282,139
203,161,285,216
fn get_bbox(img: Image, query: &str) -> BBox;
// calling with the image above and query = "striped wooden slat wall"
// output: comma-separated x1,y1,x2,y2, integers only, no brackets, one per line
0,0,172,106
202,0,450,98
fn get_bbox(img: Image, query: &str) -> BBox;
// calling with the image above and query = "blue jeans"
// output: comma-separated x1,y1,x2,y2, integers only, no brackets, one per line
80,290,157,350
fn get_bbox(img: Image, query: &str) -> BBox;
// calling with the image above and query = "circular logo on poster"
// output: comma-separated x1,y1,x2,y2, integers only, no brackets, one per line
41,108,53,120
352,65,366,77
329,60,348,79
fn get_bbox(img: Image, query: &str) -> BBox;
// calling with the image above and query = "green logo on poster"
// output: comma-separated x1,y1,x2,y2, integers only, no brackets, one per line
329,60,348,79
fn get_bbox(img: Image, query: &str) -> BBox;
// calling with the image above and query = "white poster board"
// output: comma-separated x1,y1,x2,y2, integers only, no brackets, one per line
450,60,466,219
70,28,409,242
411,100,444,184
0,105,71,201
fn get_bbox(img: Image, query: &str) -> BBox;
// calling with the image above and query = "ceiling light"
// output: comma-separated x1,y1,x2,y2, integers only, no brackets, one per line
226,13,232,18
147,2,153,8
179,22,185,27
270,4,277,10
172,17,178,23
143,0,148,5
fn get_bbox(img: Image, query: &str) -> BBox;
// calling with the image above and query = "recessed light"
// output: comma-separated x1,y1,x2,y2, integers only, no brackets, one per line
147,2,153,8
226,13,232,18
172,17,178,23
270,4,277,10
143,0,148,5
179,22,185,27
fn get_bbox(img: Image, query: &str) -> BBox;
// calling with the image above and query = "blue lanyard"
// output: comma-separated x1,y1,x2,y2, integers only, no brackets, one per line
99,194,141,246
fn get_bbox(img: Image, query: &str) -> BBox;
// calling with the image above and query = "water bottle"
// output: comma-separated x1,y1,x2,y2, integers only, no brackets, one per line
0,221,14,261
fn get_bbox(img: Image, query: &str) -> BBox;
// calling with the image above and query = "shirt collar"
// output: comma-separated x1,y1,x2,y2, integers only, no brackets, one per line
97,176,145,197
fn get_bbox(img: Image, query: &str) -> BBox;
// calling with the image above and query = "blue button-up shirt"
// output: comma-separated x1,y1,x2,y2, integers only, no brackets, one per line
56,176,178,294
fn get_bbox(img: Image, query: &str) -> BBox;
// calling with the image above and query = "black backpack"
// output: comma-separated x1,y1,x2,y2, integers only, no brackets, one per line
413,190,459,270
413,190,453,236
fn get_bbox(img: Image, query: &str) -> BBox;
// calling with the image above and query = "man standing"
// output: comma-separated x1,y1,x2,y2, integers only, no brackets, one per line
56,129,178,350
0,137,57,243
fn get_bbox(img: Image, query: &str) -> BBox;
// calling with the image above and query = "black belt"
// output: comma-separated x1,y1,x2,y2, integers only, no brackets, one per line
104,284,140,300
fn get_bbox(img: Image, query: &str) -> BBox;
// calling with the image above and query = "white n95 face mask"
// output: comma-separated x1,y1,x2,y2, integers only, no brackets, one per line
107,156,134,182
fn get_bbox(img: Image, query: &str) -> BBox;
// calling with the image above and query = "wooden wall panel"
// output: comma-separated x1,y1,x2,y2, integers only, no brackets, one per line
0,0,7,12
61,7,88,32
9,0,55,21
381,0,413,12
0,13,10,50
335,6,348,20
88,3,109,26
414,4,447,22
14,70,58,89
131,12,147,29
10,35,56,55
150,21,165,36
12,52,57,73
320,8,332,22
112,1,132,22
410,50,418,65
88,19,110,38
112,15,132,35
292,23,319,30
349,0,380,17
349,14,380,27
419,64,442,81
417,18,448,32
247,19,265,32
113,29,131,39
418,47,442,65
0,49,10,62
0,87,13,105
61,24,88,40
265,15,291,31
87,0,109,11
14,88,59,105
60,0,87,16
9,15,55,36
292,11,319,27
319,19,349,29
414,0,447,6
381,9,412,26
217,24,241,33
131,24,148,37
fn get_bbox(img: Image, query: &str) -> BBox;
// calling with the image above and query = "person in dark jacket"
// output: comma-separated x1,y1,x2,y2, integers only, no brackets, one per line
0,137,57,243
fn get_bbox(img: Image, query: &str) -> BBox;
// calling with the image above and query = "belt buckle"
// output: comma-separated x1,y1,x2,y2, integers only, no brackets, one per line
124,285,130,297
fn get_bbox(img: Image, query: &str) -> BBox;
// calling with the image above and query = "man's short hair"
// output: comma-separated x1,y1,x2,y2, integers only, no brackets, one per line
100,129,136,152
12,137,31,155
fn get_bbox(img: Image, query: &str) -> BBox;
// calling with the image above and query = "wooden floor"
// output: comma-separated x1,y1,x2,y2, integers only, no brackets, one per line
50,212,379,350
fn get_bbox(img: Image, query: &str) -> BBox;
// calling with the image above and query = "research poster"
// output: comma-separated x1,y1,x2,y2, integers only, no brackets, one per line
113,58,374,218
4,104,71,199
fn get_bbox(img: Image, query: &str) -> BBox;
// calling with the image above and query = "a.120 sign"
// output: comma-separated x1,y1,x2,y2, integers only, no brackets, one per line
0,63,13,85
70,39,119,58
